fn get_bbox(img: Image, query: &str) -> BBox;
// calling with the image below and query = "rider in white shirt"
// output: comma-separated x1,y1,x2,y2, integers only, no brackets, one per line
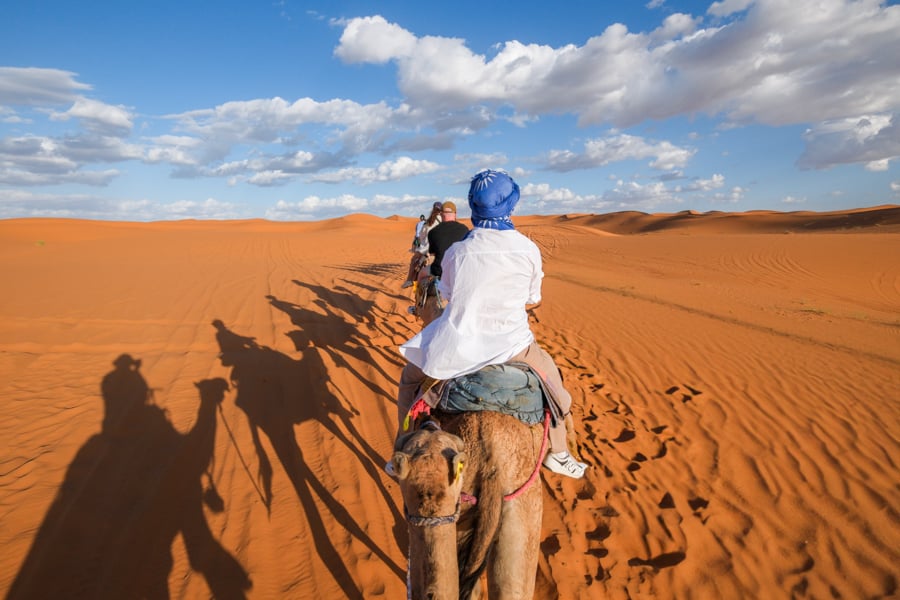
397,170,588,479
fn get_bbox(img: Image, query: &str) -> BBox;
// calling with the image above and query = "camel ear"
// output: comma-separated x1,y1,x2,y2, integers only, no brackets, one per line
451,451,467,484
391,452,411,480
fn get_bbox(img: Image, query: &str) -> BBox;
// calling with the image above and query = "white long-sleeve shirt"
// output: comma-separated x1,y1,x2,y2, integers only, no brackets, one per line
400,228,542,379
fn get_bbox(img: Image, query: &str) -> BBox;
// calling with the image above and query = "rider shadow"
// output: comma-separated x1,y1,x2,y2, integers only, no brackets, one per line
268,290,399,409
7,354,251,600
212,320,405,597
290,280,405,382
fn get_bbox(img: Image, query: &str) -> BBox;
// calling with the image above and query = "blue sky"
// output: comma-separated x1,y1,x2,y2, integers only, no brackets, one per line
1,0,898,221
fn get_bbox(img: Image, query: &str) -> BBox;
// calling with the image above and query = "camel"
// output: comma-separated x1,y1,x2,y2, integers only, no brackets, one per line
409,275,445,326
391,410,546,599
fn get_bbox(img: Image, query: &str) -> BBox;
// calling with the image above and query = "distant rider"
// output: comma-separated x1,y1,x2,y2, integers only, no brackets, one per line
402,202,443,289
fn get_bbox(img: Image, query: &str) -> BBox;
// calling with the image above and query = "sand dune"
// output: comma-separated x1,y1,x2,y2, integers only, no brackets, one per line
1,206,898,599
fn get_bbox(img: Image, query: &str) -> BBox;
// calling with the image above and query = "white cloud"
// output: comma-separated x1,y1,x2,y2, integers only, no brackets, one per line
652,13,701,42
604,179,679,210
523,171,733,213
708,0,755,18
713,186,745,204
0,188,244,220
334,2,900,134
782,195,806,204
50,97,134,135
0,67,91,106
145,135,202,166
0,134,129,186
687,173,725,191
265,194,370,220
157,197,242,219
310,156,440,184
248,170,295,186
545,133,694,172
334,15,418,63
520,181,611,213
797,113,899,169
368,192,443,211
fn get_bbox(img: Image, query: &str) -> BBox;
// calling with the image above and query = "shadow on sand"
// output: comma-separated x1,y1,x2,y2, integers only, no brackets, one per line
7,354,251,599
212,317,405,599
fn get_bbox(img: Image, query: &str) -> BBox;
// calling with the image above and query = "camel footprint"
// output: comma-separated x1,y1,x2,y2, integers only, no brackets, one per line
666,384,703,404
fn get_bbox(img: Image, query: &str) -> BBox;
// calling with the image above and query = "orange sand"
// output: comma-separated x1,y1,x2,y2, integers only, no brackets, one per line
1,206,898,599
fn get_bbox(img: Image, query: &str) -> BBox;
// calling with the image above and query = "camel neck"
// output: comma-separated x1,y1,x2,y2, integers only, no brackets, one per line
407,524,459,599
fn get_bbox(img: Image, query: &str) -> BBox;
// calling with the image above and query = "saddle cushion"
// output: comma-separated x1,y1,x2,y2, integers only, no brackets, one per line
437,362,546,425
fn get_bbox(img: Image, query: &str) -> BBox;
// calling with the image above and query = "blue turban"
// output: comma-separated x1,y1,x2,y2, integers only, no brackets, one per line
467,170,519,230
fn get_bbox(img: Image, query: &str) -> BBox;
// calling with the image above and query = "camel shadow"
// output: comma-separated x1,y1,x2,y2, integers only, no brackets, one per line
212,320,405,598
7,354,251,599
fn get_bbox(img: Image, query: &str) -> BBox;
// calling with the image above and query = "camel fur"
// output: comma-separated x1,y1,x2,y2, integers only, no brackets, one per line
392,411,544,599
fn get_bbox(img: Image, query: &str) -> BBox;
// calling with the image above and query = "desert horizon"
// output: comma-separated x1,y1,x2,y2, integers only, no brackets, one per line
1,204,898,599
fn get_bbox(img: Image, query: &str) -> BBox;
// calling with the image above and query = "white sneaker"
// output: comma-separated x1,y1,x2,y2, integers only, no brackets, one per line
543,452,587,479
401,280,414,289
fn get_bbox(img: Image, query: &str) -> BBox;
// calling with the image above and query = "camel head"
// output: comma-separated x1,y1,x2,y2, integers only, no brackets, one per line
391,425,468,522
392,425,468,599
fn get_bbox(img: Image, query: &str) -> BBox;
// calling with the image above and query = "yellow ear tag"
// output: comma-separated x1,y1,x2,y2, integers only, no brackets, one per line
455,461,464,482
403,413,411,432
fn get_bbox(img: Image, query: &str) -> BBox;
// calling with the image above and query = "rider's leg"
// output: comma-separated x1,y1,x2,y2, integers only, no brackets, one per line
403,252,425,286
512,341,588,477
511,341,573,453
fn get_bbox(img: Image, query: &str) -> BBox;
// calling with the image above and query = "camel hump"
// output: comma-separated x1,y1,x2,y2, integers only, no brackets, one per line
438,362,546,424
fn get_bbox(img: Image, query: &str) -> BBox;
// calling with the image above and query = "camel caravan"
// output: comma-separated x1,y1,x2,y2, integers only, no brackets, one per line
389,171,589,598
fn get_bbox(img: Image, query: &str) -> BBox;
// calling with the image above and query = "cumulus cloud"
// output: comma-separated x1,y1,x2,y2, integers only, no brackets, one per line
708,0,756,18
651,13,702,42
265,194,370,220
604,180,680,210
309,156,440,184
334,15,418,63
0,135,128,186
335,2,900,131
170,96,402,156
714,186,745,203
687,173,725,191
522,171,731,213
520,181,611,213
0,67,91,106
0,188,243,220
329,2,900,173
50,97,134,135
797,113,899,170
544,133,695,172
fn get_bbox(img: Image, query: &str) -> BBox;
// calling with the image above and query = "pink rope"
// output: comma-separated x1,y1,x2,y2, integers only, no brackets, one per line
503,409,550,502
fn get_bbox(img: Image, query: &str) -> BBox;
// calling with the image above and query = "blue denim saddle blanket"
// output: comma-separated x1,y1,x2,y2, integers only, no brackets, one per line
436,362,548,426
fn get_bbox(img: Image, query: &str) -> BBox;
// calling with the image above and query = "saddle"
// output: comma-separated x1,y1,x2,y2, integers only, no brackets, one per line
432,362,559,427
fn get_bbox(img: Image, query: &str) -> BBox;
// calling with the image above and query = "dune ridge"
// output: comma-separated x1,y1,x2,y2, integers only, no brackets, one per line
1,206,898,599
